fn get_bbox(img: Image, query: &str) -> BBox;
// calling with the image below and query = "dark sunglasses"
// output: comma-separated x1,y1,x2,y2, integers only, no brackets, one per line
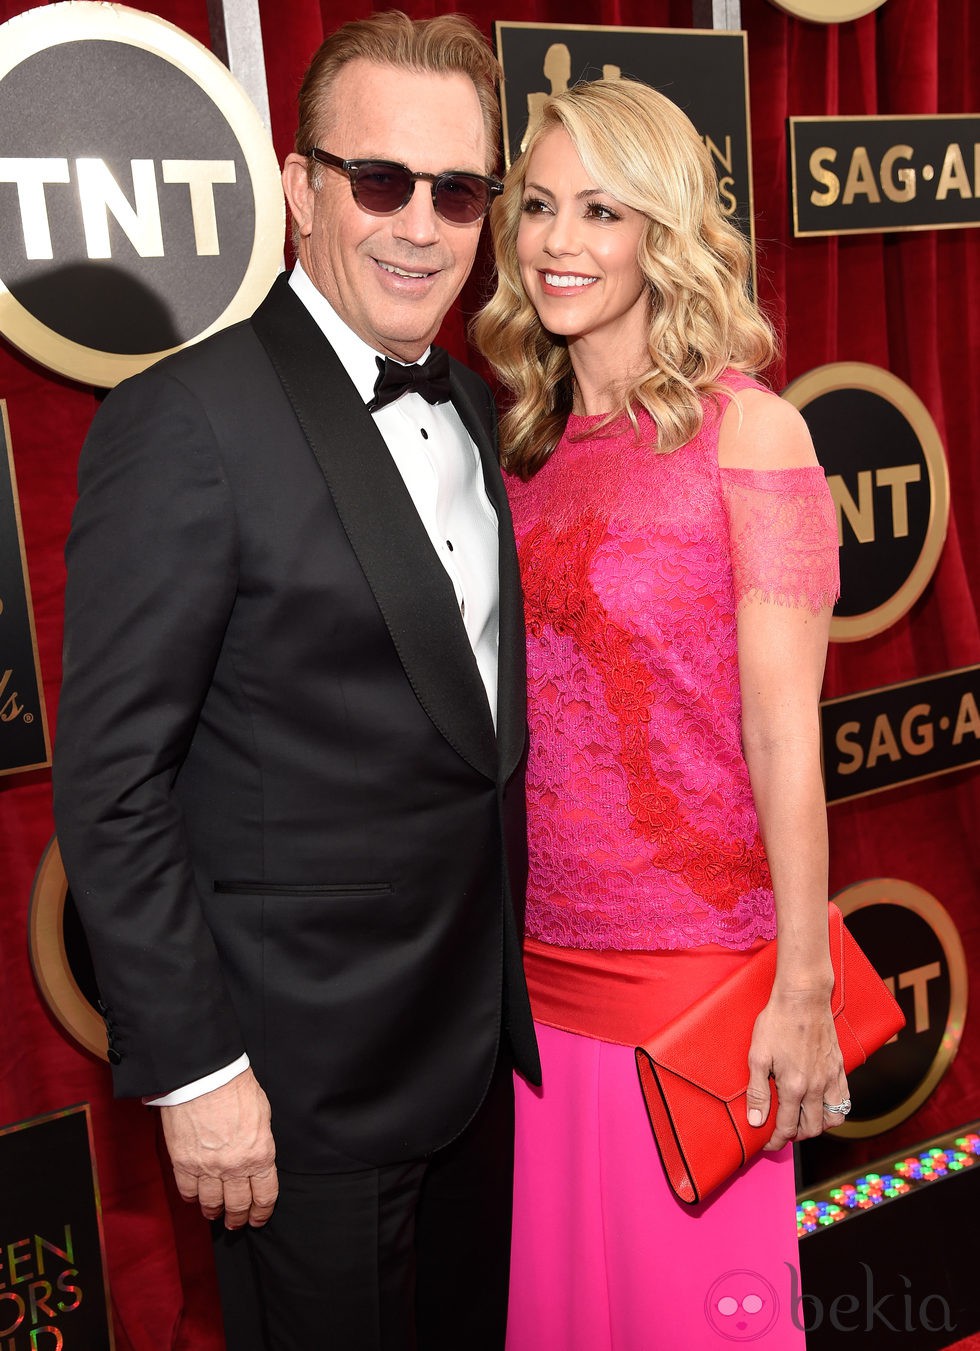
305,148,503,225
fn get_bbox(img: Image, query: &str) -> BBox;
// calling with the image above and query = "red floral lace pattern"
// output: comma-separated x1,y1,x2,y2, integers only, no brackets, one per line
508,380,839,951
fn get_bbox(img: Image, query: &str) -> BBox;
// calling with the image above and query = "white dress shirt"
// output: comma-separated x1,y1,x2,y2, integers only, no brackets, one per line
147,264,501,1106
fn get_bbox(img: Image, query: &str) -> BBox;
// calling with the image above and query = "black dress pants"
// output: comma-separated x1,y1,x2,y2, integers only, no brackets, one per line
211,1054,515,1351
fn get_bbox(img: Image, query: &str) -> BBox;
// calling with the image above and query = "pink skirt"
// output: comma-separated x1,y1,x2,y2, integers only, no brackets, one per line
508,944,806,1351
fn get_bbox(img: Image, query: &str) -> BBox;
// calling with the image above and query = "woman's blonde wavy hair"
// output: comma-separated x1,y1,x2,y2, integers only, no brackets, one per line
471,78,776,478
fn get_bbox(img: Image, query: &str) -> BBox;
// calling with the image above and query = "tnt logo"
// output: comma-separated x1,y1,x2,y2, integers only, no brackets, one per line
829,463,921,548
0,157,238,261
0,2,282,386
830,885,967,1137
783,363,948,643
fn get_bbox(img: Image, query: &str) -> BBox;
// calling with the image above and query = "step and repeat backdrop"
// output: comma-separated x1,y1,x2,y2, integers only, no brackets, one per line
0,0,977,1347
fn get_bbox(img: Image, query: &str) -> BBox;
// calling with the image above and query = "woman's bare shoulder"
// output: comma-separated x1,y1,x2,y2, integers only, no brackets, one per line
718,386,818,470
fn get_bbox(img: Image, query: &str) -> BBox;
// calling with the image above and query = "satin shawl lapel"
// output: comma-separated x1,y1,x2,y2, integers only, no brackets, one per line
251,277,497,781
449,367,527,787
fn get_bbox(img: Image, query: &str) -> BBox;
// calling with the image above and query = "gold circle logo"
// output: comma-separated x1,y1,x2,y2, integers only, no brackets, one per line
28,836,107,1061
767,0,887,22
0,3,283,387
783,362,949,643
831,879,967,1138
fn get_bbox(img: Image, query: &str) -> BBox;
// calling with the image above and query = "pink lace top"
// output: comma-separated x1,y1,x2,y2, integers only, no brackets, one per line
507,374,840,951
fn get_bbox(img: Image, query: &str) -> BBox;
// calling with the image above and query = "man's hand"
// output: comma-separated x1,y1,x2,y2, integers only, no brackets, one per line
160,1069,278,1228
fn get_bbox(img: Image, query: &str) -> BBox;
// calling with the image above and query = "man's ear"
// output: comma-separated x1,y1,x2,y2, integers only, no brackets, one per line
282,154,315,238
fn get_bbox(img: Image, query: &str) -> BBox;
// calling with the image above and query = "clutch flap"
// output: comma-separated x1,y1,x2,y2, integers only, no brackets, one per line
639,940,777,1102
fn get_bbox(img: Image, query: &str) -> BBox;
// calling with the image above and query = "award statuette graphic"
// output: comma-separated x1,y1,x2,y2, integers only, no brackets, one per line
783,363,949,643
0,3,283,388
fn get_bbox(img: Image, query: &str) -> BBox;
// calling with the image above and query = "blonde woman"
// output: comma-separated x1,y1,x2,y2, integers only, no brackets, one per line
474,79,844,1350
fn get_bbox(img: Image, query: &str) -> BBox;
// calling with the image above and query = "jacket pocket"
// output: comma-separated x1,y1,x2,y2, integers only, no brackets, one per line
213,881,393,897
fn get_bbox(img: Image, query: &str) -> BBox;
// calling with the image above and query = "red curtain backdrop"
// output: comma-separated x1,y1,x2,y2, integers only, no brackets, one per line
0,1,977,1346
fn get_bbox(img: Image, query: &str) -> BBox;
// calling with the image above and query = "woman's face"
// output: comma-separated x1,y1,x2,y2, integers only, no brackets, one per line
516,126,649,360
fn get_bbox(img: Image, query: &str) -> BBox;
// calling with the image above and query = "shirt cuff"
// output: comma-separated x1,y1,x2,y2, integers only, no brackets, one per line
143,1054,251,1106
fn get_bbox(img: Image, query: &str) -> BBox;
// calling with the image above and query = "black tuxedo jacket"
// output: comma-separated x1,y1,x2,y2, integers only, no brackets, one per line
53,275,540,1172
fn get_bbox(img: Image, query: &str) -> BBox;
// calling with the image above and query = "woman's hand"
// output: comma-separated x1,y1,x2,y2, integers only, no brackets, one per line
745,986,849,1150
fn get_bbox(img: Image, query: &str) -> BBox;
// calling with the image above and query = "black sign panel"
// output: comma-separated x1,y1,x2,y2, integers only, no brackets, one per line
790,115,980,236
495,23,755,259
783,364,949,643
0,402,50,776
0,3,282,387
821,665,980,805
0,1105,114,1349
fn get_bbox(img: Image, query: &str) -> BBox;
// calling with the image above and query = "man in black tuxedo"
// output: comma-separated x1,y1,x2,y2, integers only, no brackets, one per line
52,13,539,1350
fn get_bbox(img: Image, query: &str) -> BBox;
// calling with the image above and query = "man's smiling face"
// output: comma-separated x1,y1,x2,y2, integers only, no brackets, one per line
283,58,489,363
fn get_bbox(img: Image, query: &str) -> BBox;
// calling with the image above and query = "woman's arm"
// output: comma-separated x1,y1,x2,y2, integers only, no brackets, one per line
738,595,846,1148
720,389,847,1150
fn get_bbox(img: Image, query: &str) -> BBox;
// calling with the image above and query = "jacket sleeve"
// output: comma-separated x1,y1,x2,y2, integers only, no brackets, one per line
53,367,246,1098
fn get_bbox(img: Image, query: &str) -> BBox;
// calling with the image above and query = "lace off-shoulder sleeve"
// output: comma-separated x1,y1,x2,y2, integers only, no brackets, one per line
721,466,840,612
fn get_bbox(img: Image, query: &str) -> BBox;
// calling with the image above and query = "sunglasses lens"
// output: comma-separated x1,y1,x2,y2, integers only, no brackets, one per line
351,164,413,213
434,175,490,224
347,162,493,223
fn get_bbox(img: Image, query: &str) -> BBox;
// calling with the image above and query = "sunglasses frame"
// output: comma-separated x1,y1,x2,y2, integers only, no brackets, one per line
305,148,503,224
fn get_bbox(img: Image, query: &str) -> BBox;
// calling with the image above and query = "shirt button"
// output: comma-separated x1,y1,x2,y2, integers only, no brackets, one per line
420,428,429,440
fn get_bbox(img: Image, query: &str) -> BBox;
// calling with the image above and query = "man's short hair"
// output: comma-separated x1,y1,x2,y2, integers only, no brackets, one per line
295,10,502,174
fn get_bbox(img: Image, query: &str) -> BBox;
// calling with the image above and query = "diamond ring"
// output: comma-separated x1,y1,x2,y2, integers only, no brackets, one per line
823,1098,852,1116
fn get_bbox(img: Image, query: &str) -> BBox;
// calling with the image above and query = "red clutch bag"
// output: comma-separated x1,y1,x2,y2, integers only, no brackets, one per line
634,902,905,1205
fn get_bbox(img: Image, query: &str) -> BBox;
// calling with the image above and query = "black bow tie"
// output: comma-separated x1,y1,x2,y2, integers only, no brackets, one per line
366,347,451,414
